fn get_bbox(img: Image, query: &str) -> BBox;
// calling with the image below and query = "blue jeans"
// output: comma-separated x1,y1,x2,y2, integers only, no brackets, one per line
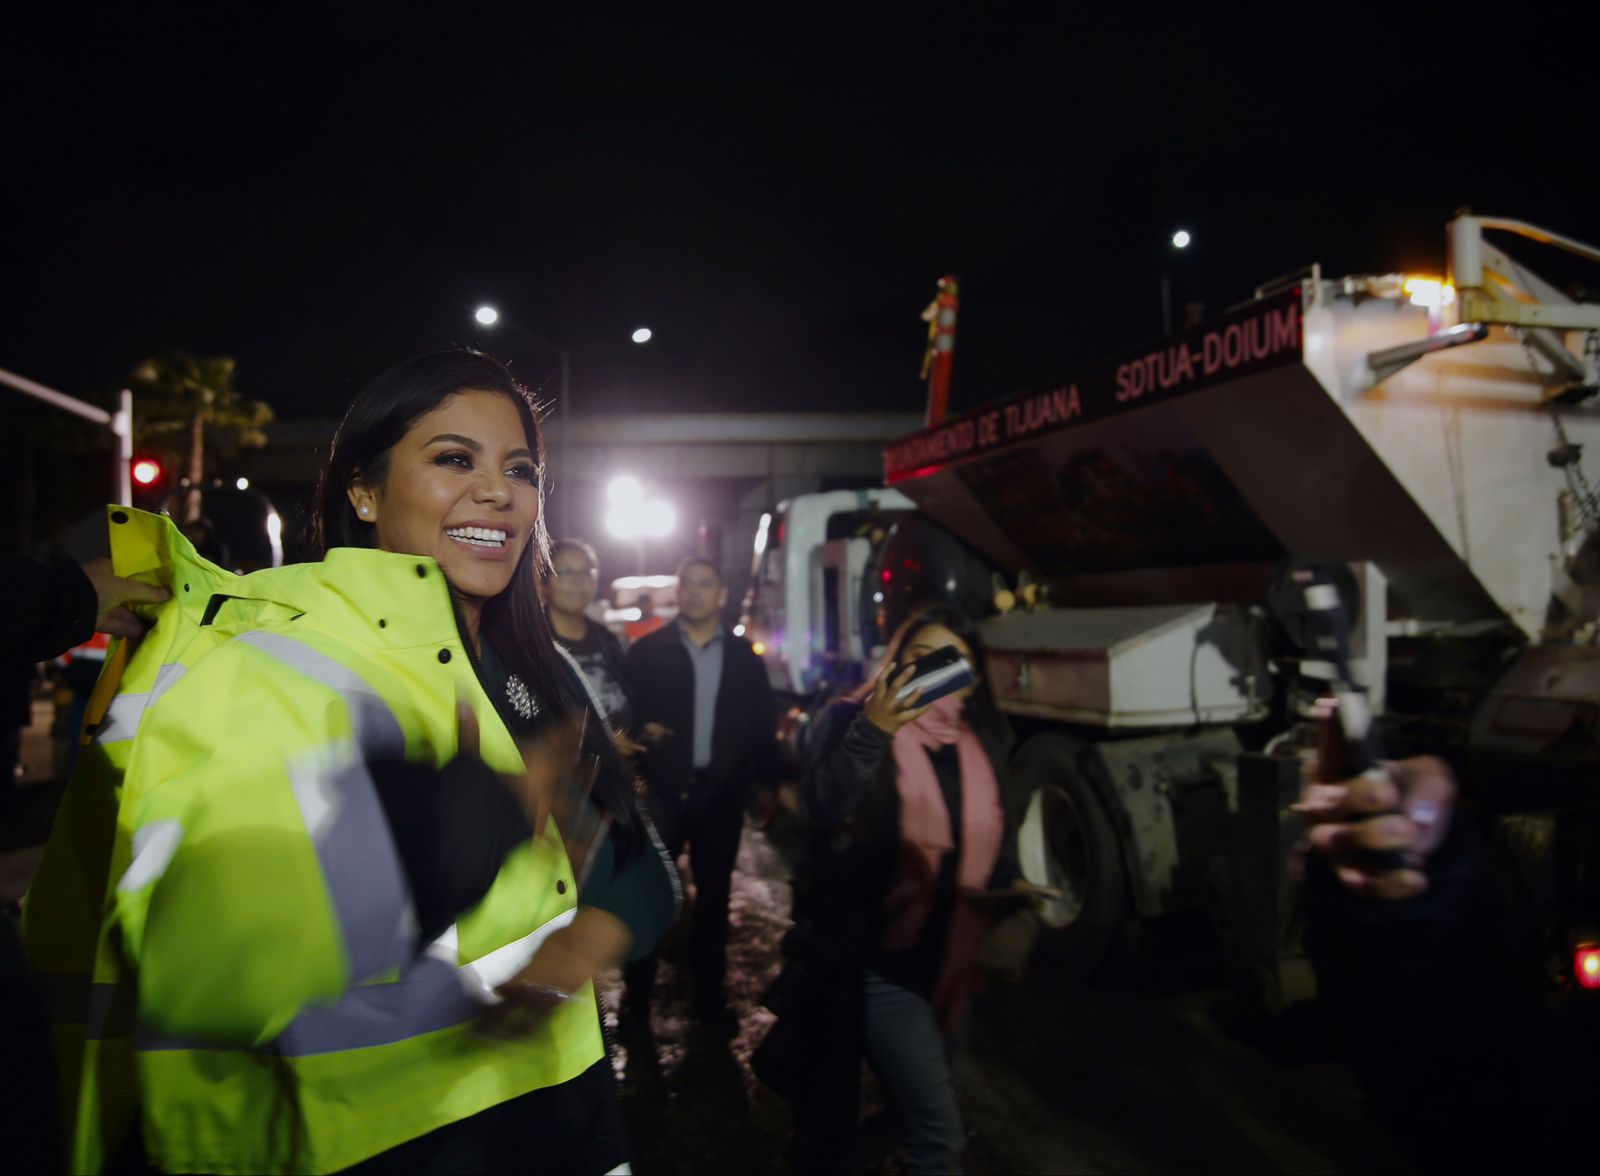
862,971,965,1175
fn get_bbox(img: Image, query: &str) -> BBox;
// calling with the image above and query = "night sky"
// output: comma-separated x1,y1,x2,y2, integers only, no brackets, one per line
5,7,1598,425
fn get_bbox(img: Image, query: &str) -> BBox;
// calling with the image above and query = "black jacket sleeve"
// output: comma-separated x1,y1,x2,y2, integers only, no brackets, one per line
2,557,98,663
369,755,532,946
799,704,893,830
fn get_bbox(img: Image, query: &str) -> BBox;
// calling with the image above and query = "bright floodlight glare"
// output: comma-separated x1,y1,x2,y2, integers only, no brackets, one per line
474,305,499,326
607,475,643,505
605,506,639,540
640,500,675,538
132,459,161,486
605,493,675,541
1171,230,1192,249
631,326,653,344
235,477,250,490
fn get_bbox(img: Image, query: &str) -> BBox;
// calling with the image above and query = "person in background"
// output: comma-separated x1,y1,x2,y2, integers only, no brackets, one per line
771,604,1047,1175
2,554,170,662
1293,715,1592,1170
2,556,169,800
1,554,167,1171
1,656,39,803
545,538,642,755
23,351,678,1174
622,555,779,1027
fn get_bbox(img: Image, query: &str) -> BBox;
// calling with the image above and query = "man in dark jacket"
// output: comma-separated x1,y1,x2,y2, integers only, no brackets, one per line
622,555,779,1024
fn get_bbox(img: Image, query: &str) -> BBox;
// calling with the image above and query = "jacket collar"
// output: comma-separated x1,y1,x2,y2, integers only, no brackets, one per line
110,507,461,651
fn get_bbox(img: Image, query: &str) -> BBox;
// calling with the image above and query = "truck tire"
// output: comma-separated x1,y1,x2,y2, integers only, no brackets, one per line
1013,735,1129,976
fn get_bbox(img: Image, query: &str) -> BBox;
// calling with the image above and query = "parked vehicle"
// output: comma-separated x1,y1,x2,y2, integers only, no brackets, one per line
743,213,1600,1008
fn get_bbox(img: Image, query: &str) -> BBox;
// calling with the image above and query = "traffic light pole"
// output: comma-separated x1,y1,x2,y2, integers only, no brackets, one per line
0,365,134,505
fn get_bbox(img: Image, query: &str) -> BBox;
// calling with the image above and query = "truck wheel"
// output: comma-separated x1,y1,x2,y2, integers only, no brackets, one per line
1014,735,1128,976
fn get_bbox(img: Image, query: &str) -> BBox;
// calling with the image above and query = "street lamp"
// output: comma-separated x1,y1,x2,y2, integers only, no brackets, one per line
470,308,652,534
1161,229,1194,335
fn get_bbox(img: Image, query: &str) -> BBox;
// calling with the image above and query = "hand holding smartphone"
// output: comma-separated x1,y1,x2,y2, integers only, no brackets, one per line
894,646,976,705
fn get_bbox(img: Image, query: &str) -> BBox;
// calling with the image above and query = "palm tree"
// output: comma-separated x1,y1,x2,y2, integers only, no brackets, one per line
128,352,273,522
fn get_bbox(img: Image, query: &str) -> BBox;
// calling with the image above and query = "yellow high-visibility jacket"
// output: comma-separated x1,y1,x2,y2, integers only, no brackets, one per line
26,508,605,1174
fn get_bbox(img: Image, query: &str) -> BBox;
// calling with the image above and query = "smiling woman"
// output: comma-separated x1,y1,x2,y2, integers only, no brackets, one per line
342,391,539,650
24,350,680,1174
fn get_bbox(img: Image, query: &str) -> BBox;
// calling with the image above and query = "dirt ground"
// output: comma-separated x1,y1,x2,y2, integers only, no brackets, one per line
603,799,1408,1175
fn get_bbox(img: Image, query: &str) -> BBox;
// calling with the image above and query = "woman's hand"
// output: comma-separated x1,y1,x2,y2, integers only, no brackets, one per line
1293,713,1456,900
481,907,633,1033
863,662,930,736
457,697,580,839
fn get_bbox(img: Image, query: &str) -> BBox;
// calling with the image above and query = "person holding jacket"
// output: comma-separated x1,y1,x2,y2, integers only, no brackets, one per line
1,554,170,663
23,350,677,1174
766,604,1041,1175
2,556,167,1172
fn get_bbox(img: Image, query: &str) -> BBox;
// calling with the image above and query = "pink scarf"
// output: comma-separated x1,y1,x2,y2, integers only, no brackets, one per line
884,694,1004,951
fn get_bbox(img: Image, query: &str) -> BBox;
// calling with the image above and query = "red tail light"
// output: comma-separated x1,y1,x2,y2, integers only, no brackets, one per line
1577,946,1600,991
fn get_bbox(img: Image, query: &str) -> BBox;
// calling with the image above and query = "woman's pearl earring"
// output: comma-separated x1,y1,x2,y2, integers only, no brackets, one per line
359,506,370,517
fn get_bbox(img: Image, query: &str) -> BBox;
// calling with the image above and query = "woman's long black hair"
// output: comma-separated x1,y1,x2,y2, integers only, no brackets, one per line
313,349,636,839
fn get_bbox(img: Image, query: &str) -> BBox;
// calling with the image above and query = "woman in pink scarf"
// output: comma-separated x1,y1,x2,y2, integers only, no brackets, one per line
764,606,1044,1175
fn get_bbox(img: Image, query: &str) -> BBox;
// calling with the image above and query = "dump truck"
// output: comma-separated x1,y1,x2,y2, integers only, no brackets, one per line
742,213,1600,1005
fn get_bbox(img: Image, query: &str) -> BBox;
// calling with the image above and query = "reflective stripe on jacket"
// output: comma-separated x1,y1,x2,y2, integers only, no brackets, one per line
26,508,602,1174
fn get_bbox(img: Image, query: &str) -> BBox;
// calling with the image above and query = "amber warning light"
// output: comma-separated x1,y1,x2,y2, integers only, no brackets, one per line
1577,945,1600,991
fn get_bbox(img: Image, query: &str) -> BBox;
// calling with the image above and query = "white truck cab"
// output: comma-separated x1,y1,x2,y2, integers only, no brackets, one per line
740,488,914,696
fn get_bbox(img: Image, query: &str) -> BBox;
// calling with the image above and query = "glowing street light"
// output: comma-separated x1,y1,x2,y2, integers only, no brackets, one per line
605,477,675,539
1161,229,1194,334
235,476,250,490
474,305,499,326
605,474,675,572
607,475,643,505
631,326,653,344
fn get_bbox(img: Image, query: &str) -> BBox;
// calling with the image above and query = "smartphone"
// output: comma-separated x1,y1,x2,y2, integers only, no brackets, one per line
895,646,976,705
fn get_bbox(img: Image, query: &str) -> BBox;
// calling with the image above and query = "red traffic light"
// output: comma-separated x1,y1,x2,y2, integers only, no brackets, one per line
1577,945,1600,991
132,458,163,487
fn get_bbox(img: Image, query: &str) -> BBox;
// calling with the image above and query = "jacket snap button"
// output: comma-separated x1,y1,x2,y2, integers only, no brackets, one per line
111,511,129,524
378,618,387,628
416,564,427,578
556,879,567,895
437,648,451,664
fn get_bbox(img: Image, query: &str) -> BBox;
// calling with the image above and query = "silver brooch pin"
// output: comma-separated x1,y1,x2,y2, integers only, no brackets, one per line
505,673,537,721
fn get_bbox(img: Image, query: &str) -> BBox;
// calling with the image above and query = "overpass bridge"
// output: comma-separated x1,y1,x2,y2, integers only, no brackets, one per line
236,411,923,589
